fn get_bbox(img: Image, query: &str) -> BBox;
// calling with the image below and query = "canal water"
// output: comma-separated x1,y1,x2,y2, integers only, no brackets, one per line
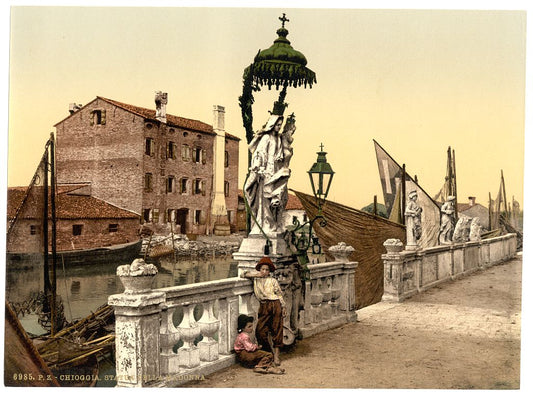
5,256,239,336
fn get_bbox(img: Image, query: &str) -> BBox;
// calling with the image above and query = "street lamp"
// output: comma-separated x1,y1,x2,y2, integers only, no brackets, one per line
308,143,335,214
287,144,335,257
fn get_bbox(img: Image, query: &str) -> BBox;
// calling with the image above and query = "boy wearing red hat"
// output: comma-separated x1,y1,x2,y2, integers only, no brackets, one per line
241,256,286,366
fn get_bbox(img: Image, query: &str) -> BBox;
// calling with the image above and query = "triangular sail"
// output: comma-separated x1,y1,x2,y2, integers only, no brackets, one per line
374,140,440,248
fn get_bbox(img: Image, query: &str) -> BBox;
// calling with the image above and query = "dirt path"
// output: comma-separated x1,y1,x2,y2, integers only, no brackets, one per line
184,257,522,389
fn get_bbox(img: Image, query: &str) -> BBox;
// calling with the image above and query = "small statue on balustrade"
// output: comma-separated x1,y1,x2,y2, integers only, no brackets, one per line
439,196,456,244
241,257,287,367
453,216,472,243
404,190,423,249
234,314,284,374
469,217,483,241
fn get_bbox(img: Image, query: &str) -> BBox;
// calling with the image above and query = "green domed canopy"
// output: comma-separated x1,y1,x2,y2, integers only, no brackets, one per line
245,14,317,90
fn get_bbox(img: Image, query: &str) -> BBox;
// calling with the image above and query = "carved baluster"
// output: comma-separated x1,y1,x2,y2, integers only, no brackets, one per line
239,293,255,317
320,277,333,320
330,276,341,317
197,300,220,362
309,278,323,324
177,304,201,368
160,306,181,375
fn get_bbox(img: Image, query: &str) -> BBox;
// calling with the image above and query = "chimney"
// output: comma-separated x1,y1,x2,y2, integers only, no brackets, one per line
69,103,82,114
213,105,225,132
155,91,168,123
468,196,476,206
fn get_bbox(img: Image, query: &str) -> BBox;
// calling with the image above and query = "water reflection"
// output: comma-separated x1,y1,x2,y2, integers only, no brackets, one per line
6,256,238,335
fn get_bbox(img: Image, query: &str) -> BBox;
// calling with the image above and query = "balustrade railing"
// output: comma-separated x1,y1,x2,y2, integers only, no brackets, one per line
382,233,517,302
108,243,358,387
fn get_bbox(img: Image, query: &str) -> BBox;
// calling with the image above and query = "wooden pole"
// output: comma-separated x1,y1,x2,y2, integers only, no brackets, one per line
452,149,458,221
50,133,57,335
401,164,406,225
373,195,377,215
488,192,492,230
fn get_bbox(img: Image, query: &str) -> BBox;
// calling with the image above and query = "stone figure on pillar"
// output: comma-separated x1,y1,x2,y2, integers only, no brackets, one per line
469,217,482,241
439,196,456,244
453,216,472,243
244,114,295,236
404,190,422,250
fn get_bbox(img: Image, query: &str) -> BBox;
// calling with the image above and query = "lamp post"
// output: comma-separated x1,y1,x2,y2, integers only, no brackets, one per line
288,144,335,258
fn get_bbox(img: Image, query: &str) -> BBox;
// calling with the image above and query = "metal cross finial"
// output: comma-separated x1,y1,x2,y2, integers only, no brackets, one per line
320,143,324,152
279,13,289,28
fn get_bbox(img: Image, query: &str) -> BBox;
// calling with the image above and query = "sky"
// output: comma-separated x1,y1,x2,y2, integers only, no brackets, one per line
3,2,529,212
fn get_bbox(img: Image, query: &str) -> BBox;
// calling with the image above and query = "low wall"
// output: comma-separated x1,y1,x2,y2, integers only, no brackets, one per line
108,251,357,387
381,233,517,302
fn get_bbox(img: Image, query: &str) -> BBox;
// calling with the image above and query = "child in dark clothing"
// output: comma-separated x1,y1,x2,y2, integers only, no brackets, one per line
234,314,284,374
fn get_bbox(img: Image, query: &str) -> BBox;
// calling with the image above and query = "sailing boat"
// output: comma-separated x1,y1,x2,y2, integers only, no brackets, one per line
5,134,116,387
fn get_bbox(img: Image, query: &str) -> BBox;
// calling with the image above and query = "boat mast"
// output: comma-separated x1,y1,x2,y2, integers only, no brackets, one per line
50,133,58,335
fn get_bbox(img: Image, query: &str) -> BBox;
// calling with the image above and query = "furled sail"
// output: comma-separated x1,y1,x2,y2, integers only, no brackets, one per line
292,190,405,309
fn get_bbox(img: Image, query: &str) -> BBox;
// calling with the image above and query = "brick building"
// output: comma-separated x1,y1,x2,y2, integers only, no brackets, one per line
54,94,240,235
6,184,140,254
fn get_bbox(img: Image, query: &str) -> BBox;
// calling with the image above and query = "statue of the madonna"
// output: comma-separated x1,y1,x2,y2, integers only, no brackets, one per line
244,114,295,236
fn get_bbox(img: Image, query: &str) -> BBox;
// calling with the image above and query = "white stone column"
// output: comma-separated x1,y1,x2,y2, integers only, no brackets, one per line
381,239,406,302
211,105,230,235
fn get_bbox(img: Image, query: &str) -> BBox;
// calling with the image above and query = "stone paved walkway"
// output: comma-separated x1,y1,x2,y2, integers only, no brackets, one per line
184,256,523,390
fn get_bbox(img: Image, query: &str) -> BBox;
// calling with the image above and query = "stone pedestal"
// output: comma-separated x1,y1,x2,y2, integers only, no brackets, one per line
109,259,163,387
108,291,165,387
233,234,292,275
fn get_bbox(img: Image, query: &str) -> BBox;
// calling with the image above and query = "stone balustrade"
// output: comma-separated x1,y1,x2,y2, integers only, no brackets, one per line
108,243,358,387
382,233,517,302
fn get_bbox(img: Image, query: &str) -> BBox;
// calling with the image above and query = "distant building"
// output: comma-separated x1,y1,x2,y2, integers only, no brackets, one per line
6,184,140,253
54,94,240,235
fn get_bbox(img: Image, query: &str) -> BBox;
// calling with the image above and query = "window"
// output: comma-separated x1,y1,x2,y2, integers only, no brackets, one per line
180,178,188,194
167,209,175,223
90,110,106,125
194,179,206,195
194,210,202,225
167,176,175,193
224,151,229,167
167,141,177,159
182,144,191,161
193,147,206,164
108,224,119,233
143,209,152,223
152,209,160,223
224,181,230,197
144,173,153,192
145,138,155,156
30,225,38,235
72,225,83,236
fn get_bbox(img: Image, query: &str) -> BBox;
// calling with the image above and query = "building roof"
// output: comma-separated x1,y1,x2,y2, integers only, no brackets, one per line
7,186,140,220
457,202,489,213
54,96,240,141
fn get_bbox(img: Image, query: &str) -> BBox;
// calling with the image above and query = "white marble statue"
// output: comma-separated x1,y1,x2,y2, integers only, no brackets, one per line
404,190,423,249
244,114,295,236
469,217,482,241
452,216,472,243
439,196,456,245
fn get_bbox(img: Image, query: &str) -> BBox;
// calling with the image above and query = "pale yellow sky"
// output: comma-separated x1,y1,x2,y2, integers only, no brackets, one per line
5,4,527,209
